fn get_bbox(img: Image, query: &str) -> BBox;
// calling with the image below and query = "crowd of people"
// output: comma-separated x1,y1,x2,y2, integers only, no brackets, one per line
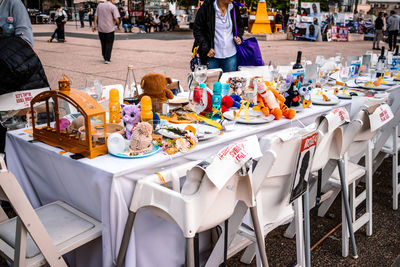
373,10,399,51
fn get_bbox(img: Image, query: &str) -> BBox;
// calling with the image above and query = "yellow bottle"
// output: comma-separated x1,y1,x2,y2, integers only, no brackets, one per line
140,96,153,126
109,88,121,123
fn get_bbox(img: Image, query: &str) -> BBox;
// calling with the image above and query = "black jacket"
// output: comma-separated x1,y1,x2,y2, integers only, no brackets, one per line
0,36,49,95
193,0,244,64
375,17,383,30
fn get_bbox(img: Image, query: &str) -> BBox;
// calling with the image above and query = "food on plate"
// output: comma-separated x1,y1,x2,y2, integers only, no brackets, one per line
322,94,330,102
333,88,339,95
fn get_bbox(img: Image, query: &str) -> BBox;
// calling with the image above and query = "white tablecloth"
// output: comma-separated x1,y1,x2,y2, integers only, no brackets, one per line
5,101,361,267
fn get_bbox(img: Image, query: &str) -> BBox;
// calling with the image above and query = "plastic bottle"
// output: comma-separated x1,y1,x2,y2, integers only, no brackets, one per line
140,96,153,126
3,17,15,37
123,65,139,105
222,83,231,96
109,88,121,123
212,82,222,119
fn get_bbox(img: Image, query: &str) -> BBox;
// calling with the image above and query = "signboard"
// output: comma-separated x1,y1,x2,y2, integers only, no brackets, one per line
338,26,349,42
0,88,49,111
300,2,320,17
289,131,318,203
331,25,338,41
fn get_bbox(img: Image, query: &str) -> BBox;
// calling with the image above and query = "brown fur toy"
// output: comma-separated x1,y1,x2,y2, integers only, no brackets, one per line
139,73,174,102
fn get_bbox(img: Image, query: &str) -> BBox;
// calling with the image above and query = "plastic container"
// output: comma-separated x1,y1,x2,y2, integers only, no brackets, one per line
109,88,121,123
212,82,222,119
2,17,15,37
141,96,153,126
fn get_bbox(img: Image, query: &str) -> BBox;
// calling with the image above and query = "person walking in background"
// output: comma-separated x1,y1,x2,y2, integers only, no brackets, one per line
193,0,243,72
79,7,85,28
0,0,34,46
48,5,67,42
387,11,400,51
88,7,94,27
92,0,120,64
373,12,384,50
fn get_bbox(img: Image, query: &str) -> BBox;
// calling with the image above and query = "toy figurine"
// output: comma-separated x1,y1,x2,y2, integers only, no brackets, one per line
284,82,301,107
121,104,141,140
128,122,153,155
298,81,313,108
228,77,247,96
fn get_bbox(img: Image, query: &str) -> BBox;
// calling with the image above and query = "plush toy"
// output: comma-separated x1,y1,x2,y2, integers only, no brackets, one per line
298,81,313,108
128,122,153,155
284,82,301,108
228,77,247,96
257,83,296,120
122,104,141,140
139,72,174,102
67,115,85,133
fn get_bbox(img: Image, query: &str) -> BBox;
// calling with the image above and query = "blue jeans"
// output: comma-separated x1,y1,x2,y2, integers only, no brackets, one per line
122,24,132,32
207,54,237,72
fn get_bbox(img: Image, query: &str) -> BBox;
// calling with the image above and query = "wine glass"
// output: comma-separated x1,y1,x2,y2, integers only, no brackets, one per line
315,55,325,69
369,68,377,81
84,78,103,101
317,69,329,87
270,61,280,82
335,53,342,68
339,66,351,90
194,65,208,84
189,86,208,114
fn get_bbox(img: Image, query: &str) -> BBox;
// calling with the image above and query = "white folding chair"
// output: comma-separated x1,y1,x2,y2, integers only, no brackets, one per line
206,126,319,267
284,107,358,259
116,137,268,267
372,103,400,210
0,158,102,267
315,103,393,257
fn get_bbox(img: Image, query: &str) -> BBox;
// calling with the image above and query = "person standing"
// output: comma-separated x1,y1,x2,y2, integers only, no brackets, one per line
79,7,85,28
193,0,243,72
92,0,120,64
387,10,400,51
48,5,67,42
373,12,384,50
88,7,94,27
0,0,34,46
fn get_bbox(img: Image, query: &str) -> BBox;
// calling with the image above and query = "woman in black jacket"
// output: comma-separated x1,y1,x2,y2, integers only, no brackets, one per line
193,0,244,72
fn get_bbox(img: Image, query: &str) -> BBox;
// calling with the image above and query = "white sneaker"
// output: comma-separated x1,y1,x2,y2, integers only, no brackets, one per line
104,60,111,64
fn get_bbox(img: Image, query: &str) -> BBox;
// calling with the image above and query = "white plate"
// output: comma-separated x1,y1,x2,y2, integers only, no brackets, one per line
354,82,391,91
157,123,220,141
336,89,366,99
168,96,189,104
311,94,340,105
224,109,275,124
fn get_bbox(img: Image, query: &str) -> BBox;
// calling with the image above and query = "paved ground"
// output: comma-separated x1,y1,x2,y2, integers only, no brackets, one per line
3,23,398,266
33,22,378,91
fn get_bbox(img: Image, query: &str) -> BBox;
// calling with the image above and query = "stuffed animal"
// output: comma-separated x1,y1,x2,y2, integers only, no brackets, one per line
122,104,141,140
228,77,247,96
128,122,153,155
257,83,296,120
298,82,313,108
67,115,85,133
284,82,301,107
139,72,174,103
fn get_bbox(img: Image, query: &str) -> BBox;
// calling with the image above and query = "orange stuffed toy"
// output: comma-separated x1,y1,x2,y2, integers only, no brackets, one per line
256,82,296,120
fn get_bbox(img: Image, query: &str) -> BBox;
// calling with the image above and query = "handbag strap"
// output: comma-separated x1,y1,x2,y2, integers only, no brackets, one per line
233,7,237,37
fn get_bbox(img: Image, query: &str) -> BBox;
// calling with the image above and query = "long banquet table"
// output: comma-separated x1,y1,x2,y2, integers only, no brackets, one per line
5,82,400,267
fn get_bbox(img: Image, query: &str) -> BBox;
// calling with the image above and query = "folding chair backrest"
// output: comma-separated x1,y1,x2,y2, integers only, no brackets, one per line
253,126,316,224
0,158,67,266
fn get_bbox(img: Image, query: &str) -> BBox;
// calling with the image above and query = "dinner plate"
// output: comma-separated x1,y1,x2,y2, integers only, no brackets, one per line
109,146,161,159
168,96,189,104
157,123,220,141
224,109,275,124
354,82,391,91
336,89,366,99
311,94,340,105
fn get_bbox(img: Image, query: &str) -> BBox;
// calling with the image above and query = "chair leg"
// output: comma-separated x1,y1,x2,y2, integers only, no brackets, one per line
303,189,311,267
116,211,137,267
337,159,358,259
366,141,373,236
393,126,399,210
314,169,323,219
220,219,228,267
250,207,269,267
186,237,195,267
194,234,199,267
15,217,27,267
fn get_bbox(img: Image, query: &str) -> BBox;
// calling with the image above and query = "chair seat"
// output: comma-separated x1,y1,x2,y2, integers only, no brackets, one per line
0,201,100,259
329,161,366,187
382,136,400,154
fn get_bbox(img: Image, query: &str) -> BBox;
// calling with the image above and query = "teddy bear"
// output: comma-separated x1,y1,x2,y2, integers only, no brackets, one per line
139,72,175,105
257,82,296,120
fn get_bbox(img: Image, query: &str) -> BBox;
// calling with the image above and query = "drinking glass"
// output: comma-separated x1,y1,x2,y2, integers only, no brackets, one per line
270,61,280,82
335,53,342,67
369,68,376,80
317,68,329,87
339,66,351,89
84,79,103,101
189,86,208,114
194,65,208,84
315,55,325,68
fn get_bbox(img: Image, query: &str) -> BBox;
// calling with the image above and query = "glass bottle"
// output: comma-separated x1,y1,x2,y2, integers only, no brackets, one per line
123,65,139,105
